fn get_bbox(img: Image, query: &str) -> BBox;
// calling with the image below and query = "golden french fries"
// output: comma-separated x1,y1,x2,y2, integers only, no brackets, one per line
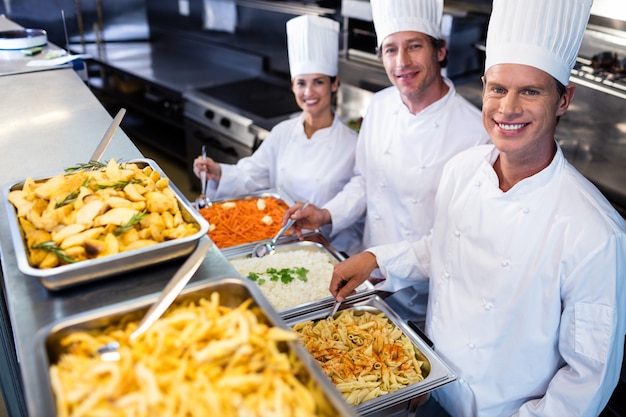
7,159,201,269
50,292,331,417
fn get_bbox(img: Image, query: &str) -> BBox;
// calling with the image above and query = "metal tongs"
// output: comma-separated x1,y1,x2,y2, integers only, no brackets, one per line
97,238,211,361
253,202,309,258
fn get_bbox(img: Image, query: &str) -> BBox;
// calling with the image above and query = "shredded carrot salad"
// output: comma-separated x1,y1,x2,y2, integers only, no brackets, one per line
199,197,289,248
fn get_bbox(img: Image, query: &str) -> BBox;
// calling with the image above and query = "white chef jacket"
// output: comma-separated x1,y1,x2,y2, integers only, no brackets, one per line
209,112,362,253
370,143,626,417
323,77,490,280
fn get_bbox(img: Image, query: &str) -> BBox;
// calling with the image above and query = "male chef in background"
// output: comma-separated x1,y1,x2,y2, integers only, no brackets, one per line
285,0,490,320
328,0,626,415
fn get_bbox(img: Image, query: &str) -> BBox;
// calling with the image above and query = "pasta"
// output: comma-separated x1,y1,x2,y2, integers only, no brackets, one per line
292,309,425,405
50,292,337,417
199,197,289,248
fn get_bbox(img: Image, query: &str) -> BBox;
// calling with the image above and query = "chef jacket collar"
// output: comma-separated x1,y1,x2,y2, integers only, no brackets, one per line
481,140,564,198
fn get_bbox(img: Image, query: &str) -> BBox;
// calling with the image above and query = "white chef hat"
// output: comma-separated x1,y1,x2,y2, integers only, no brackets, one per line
485,0,593,86
370,0,443,47
287,15,339,78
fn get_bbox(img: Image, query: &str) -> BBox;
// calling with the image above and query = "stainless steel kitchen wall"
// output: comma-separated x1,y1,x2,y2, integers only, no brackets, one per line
0,0,149,47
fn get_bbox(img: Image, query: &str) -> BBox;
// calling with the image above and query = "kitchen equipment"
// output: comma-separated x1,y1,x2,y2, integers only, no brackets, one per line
41,277,359,417
285,295,457,417
90,108,126,162
253,201,309,257
194,145,212,210
3,158,210,290
0,28,47,50
98,237,211,361
226,233,376,319
184,77,301,183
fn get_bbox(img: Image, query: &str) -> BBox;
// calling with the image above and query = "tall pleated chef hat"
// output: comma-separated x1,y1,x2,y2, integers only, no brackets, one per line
287,15,339,78
370,0,443,47
485,0,593,86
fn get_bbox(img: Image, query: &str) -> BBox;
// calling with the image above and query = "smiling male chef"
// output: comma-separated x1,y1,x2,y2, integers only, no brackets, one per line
328,0,626,415
286,0,490,314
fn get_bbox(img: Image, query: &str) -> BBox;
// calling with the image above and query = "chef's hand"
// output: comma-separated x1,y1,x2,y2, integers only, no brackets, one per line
193,155,222,182
330,251,378,302
282,202,332,239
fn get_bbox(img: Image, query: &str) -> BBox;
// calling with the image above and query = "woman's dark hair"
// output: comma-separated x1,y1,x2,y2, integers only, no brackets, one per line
375,36,448,68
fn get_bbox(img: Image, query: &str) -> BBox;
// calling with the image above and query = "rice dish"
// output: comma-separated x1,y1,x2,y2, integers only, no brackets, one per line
229,249,336,310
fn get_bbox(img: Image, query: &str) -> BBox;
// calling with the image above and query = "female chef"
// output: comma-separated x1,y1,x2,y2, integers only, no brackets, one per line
192,14,362,254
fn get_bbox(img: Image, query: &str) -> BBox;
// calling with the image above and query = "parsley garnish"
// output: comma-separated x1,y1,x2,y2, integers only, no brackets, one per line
246,267,309,286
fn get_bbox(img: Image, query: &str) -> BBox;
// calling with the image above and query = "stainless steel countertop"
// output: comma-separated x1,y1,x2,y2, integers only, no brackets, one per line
0,30,240,416
74,37,266,94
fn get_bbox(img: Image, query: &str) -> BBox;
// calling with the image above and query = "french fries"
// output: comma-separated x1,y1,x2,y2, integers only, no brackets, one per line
7,159,200,269
50,292,334,417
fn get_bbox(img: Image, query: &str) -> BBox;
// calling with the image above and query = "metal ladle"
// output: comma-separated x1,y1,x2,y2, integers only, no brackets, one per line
97,237,211,361
253,202,309,258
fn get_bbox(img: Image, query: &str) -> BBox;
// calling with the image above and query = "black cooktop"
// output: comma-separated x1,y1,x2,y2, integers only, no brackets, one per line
195,77,300,120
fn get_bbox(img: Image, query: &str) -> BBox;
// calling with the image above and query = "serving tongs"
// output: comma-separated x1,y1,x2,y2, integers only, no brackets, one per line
97,238,211,361
253,202,309,258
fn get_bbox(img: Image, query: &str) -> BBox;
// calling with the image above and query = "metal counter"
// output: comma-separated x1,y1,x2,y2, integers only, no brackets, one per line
0,57,239,417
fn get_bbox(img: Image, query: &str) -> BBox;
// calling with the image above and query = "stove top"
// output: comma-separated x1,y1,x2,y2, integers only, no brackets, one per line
572,50,626,99
194,77,300,120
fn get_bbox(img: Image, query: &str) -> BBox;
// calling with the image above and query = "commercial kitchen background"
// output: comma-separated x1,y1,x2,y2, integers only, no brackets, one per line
1,0,625,416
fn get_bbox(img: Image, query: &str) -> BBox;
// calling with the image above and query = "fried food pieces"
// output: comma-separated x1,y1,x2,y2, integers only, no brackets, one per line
50,292,335,417
7,159,200,269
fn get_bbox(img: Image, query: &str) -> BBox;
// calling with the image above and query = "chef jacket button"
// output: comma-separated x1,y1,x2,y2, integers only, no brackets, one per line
454,230,461,237
443,272,451,279
374,215,381,221
522,207,530,214
484,302,493,311
458,378,465,384
468,343,475,349
501,259,510,267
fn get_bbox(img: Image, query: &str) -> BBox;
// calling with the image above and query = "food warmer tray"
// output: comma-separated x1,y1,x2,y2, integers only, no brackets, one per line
284,295,457,417
35,276,358,417
224,232,376,320
3,158,210,291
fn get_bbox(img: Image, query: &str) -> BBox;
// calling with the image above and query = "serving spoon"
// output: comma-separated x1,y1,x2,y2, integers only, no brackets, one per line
90,108,126,162
194,145,212,210
97,237,211,361
253,202,309,258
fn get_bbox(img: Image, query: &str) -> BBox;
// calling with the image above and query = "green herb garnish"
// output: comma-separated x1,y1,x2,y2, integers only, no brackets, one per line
31,241,76,264
114,210,148,236
246,267,309,286
96,178,143,191
55,178,91,208
64,160,108,173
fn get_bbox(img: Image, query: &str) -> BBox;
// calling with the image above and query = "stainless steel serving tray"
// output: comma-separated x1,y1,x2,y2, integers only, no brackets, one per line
285,295,457,417
36,277,358,417
3,158,210,291
225,233,376,319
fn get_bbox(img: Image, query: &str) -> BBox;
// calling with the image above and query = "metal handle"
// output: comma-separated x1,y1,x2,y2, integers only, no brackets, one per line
91,108,126,162
129,238,211,341
272,202,309,244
